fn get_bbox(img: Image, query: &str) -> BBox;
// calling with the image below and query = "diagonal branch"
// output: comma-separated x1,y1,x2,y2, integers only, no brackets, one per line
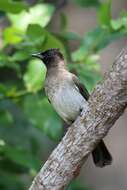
28,47,127,190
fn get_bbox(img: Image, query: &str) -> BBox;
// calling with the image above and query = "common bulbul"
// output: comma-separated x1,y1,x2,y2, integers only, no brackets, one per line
32,48,112,167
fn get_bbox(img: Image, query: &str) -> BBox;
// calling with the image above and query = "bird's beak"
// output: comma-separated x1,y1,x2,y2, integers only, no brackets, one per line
32,53,44,59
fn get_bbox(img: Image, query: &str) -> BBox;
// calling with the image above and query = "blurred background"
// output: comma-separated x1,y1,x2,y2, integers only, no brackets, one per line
0,0,127,190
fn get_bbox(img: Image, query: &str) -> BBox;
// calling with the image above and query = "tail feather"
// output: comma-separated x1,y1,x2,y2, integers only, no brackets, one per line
92,140,112,167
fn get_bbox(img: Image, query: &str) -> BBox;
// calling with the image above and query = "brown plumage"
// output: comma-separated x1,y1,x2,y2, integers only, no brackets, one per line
32,48,112,167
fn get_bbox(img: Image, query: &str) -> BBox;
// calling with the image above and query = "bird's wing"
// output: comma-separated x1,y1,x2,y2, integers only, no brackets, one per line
72,74,89,101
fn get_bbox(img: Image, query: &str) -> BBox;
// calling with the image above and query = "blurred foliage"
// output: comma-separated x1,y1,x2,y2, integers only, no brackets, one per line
73,0,100,7
0,0,127,189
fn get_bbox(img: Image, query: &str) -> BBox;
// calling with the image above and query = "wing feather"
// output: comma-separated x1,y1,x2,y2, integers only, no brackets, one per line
72,75,89,101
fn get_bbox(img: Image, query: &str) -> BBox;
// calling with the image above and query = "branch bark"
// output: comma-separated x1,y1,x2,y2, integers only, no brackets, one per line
29,47,127,190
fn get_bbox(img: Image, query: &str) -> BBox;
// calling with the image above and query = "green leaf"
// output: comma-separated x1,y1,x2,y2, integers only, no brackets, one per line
12,24,46,55
10,50,29,61
2,145,41,170
68,179,90,190
0,110,13,125
60,12,68,31
72,27,107,61
0,51,21,75
23,59,46,93
111,17,127,30
73,0,100,7
0,83,7,98
98,0,111,28
7,4,55,32
0,84,19,100
0,100,40,149
3,27,23,44
23,95,63,141
26,24,46,46
69,54,102,91
72,27,126,62
25,24,66,56
14,24,66,58
0,0,28,14
42,29,67,57
60,31,81,41
0,52,7,67
110,19,123,30
0,171,25,190
80,70,102,91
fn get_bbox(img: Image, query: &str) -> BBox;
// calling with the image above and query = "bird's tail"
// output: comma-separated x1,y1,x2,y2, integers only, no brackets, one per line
92,140,112,167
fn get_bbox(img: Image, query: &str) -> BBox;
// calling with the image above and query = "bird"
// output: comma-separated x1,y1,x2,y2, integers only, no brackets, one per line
32,48,112,167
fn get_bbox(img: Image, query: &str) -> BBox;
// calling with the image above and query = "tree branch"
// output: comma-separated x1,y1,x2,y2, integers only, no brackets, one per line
28,47,127,190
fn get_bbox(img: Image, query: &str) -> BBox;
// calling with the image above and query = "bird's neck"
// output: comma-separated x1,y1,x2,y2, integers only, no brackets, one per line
46,61,67,76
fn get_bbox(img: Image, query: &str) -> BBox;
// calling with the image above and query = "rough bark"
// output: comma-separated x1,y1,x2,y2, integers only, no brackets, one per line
28,47,127,190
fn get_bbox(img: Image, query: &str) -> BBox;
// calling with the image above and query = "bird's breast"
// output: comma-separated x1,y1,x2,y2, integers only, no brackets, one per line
51,85,88,124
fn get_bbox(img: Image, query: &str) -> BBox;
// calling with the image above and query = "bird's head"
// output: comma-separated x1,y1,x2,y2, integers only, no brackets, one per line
32,48,64,68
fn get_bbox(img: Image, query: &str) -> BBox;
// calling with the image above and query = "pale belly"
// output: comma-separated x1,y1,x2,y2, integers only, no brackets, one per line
52,87,88,124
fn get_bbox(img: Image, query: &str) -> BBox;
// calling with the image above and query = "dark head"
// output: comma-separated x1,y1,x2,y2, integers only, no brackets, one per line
32,48,64,68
